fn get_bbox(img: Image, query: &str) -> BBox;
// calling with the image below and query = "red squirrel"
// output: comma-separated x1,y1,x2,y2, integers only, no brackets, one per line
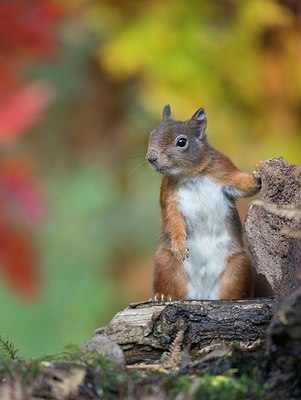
146,105,261,301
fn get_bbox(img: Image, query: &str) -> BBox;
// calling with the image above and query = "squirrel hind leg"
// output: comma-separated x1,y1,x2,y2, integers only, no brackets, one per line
219,251,253,300
152,246,187,301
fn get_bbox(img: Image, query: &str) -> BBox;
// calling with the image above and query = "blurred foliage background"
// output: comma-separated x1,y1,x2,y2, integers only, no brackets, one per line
0,0,300,358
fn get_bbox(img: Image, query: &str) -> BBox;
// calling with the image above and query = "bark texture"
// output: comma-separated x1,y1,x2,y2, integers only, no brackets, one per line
245,157,301,309
95,299,273,363
266,286,301,399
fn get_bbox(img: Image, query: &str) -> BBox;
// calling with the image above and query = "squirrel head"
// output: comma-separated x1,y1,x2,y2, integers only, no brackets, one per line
146,105,208,177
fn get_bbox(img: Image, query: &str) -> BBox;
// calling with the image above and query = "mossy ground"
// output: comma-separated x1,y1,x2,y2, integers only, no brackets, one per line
0,344,270,399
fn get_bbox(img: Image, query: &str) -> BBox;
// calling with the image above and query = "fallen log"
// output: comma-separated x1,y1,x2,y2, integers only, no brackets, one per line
92,298,273,363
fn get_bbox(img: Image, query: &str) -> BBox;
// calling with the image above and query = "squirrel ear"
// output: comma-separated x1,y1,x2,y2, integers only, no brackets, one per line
191,108,207,138
191,108,206,123
162,104,172,121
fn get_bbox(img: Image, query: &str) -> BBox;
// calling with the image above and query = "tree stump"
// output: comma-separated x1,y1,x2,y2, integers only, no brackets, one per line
245,157,301,309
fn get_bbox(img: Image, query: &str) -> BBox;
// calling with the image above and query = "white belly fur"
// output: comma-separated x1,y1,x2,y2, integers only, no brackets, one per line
177,175,230,300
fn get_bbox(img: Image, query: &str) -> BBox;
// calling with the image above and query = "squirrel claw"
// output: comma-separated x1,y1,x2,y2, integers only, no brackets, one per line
253,161,263,178
149,293,173,302
184,247,189,260
253,159,274,189
253,160,264,189
253,159,273,178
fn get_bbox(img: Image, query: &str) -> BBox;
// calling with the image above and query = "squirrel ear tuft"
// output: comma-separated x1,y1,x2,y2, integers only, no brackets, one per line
162,104,172,121
191,108,207,138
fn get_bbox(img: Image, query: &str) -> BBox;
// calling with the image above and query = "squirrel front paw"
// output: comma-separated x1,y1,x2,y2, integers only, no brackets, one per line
253,159,274,190
171,240,189,262
253,161,264,190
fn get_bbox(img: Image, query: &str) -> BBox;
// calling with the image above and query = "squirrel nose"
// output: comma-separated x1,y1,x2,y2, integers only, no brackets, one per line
146,151,158,165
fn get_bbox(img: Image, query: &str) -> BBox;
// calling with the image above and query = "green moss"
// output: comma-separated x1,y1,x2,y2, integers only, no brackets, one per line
192,374,267,400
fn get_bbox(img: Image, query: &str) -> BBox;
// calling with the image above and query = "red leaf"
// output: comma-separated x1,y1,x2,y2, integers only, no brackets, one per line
0,158,46,224
0,216,41,300
0,0,62,57
0,67,19,98
0,158,45,300
0,82,53,143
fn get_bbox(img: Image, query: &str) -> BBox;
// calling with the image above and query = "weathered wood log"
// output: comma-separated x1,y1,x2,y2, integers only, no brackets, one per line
90,298,273,364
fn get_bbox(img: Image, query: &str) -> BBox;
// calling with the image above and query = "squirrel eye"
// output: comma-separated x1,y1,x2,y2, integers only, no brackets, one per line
176,138,187,148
